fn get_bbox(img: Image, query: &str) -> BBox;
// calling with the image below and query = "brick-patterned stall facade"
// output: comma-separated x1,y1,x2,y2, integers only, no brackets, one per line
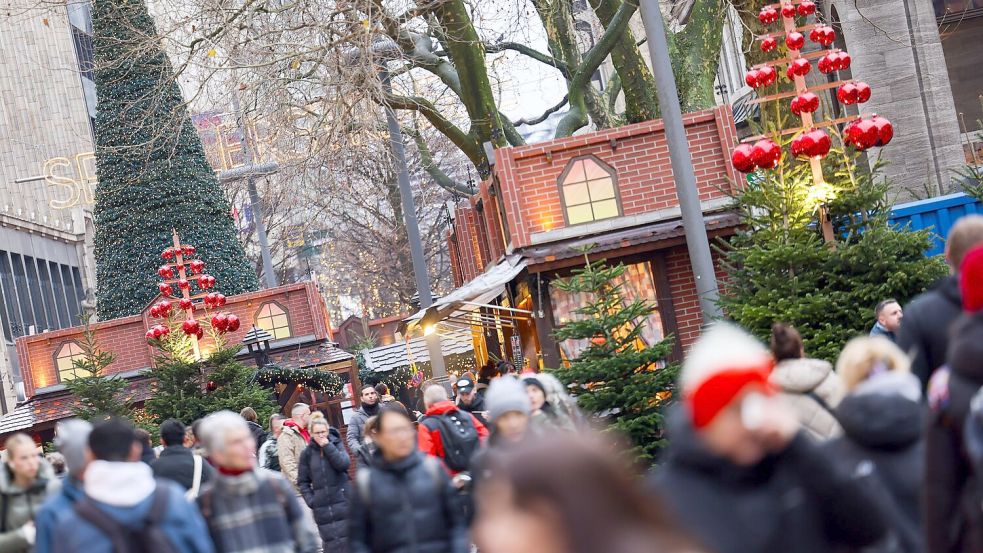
445,106,740,366
17,281,332,399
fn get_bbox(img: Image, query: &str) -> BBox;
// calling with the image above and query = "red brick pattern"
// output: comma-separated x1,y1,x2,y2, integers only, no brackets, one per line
448,204,488,284
16,282,330,399
664,245,732,352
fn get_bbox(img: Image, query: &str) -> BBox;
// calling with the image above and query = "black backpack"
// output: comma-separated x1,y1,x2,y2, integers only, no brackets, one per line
422,410,480,472
74,483,179,553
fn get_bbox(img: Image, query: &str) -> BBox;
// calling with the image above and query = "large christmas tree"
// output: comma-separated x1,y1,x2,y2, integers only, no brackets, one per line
91,0,258,319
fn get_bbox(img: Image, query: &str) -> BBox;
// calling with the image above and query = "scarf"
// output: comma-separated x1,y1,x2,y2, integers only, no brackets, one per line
84,460,156,507
362,402,380,416
282,419,310,443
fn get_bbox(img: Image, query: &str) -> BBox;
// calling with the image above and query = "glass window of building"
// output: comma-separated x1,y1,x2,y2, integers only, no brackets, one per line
55,341,86,382
256,302,291,339
558,156,620,225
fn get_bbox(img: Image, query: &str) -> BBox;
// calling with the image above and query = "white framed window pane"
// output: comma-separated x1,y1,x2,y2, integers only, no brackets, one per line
563,182,590,206
592,199,619,220
583,159,609,180
587,178,615,200
567,204,594,225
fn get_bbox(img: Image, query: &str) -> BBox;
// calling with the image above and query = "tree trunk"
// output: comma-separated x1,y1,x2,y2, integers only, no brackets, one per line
587,0,659,122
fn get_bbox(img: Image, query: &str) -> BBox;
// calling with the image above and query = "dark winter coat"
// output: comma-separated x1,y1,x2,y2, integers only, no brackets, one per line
297,428,351,551
897,275,963,388
825,372,924,553
654,409,886,553
152,445,216,491
456,396,488,426
347,404,381,453
349,451,468,553
0,461,59,552
354,442,378,469
925,311,983,553
246,421,268,453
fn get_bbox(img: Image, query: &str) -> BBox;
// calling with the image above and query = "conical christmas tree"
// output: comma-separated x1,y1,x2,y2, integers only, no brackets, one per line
91,0,258,319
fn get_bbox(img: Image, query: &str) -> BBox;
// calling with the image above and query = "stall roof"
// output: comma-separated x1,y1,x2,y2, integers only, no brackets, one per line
362,328,475,373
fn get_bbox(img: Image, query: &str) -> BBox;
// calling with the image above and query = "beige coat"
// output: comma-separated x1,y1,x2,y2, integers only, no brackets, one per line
276,423,307,489
770,358,845,441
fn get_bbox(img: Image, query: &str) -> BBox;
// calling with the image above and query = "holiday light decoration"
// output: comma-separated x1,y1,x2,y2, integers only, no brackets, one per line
733,1,895,243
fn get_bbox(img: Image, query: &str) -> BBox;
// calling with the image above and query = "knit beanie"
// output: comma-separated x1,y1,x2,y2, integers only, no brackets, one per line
681,323,775,429
486,377,532,422
55,418,93,477
961,244,983,312
522,377,547,396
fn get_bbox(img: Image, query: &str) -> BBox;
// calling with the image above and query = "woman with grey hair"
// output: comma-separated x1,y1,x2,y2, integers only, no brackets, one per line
195,411,320,553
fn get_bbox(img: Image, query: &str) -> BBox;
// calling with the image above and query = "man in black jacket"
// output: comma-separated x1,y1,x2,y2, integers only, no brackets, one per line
151,419,215,492
654,323,886,553
455,376,488,426
897,214,983,388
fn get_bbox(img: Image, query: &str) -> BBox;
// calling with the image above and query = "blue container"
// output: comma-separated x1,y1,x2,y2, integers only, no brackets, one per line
889,193,983,257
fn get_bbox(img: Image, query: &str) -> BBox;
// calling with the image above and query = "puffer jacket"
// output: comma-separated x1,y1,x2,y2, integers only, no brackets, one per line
826,372,924,553
770,357,845,440
925,311,983,553
298,428,351,551
0,461,60,552
349,451,467,553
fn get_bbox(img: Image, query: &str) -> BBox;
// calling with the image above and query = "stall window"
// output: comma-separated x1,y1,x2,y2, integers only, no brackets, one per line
55,341,86,382
256,302,291,339
558,156,620,225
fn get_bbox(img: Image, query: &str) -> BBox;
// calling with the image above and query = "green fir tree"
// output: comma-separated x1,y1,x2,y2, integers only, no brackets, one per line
550,256,676,461
91,0,258,319
64,321,132,421
719,115,948,361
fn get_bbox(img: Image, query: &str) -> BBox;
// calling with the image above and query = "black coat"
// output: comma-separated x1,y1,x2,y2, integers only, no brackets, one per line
247,421,268,453
298,428,351,551
457,396,488,426
654,410,886,553
825,374,924,553
349,451,468,553
925,312,983,553
897,276,962,388
151,445,216,491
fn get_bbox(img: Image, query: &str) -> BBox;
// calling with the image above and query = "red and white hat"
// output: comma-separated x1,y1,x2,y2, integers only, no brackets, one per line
681,323,775,429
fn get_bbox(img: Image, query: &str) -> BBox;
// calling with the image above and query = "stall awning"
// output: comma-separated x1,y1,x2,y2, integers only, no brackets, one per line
402,255,530,335
362,328,475,373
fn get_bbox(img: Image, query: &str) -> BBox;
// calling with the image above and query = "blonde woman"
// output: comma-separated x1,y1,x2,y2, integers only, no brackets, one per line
0,434,59,552
827,336,923,553
297,412,351,552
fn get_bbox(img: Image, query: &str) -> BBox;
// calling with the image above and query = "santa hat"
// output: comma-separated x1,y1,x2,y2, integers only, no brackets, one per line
961,244,983,313
681,323,775,429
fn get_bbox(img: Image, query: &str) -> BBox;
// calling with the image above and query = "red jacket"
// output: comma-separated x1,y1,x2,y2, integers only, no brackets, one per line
417,400,489,474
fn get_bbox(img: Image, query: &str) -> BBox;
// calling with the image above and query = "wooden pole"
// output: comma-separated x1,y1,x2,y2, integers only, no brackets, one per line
173,229,202,360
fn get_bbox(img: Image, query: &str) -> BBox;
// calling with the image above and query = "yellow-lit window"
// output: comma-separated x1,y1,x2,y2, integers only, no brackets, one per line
256,302,291,339
558,156,620,225
55,342,85,383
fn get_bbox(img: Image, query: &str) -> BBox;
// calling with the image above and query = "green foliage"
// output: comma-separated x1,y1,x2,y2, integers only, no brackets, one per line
719,118,948,362
549,256,677,461
64,321,132,421
256,365,343,396
91,0,257,319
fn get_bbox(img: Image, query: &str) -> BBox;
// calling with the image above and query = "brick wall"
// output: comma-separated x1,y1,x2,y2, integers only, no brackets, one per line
449,203,488,284
488,106,739,249
17,281,330,399
664,245,732,352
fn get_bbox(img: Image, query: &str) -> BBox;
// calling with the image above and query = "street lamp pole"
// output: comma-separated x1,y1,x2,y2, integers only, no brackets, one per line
379,68,448,383
638,1,723,320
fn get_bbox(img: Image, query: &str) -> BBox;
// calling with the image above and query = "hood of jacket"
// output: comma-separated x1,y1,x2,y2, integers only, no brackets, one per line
425,400,460,417
835,372,922,449
770,358,835,393
949,312,983,383
0,458,55,495
371,449,425,474
935,274,962,308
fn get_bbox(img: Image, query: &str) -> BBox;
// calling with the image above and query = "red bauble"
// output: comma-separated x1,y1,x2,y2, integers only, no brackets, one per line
155,300,172,317
203,292,216,308
161,248,176,260
177,278,191,290
198,275,216,290
751,139,782,170
786,58,811,80
797,0,817,15
805,129,831,158
182,319,201,336
872,116,894,147
745,69,761,88
145,329,156,341
212,313,230,331
809,26,835,46
731,144,756,173
837,83,859,105
179,298,194,311
844,119,879,150
821,51,851,74
156,325,170,339
790,92,820,116
189,260,206,275
158,283,173,297
150,305,160,318
215,293,227,307
785,31,805,51
856,82,871,103
758,6,779,24
206,380,217,392
760,36,778,53
157,265,174,279
836,52,852,70
181,244,197,256
781,2,796,17
817,55,831,74
758,65,777,86
196,328,204,340
590,335,607,346
226,314,241,333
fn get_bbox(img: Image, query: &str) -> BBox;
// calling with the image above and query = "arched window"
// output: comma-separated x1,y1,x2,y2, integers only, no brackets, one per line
256,302,291,339
558,156,620,225
55,341,85,382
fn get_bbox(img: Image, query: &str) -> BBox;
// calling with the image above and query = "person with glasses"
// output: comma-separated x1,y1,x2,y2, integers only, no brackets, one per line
297,412,350,552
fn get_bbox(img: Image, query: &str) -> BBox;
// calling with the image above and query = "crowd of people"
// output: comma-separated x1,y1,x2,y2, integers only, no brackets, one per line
2,214,983,552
